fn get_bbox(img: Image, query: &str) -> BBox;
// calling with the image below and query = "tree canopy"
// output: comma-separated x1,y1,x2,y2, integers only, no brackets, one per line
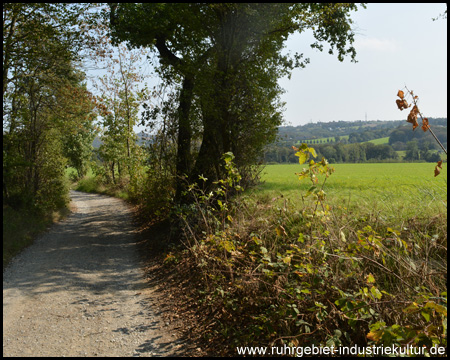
3,3,97,209
109,3,364,202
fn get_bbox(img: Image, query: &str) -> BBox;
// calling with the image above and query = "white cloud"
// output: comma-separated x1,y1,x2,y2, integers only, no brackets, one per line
355,37,398,52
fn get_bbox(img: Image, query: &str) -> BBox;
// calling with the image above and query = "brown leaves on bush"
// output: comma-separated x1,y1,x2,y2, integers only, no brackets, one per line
407,105,420,130
396,99,409,111
396,87,447,177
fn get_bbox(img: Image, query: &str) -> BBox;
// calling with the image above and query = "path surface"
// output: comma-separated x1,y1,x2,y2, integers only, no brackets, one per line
3,191,185,357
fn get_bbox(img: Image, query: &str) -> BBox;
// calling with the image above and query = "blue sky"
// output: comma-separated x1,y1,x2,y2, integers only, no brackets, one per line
89,4,447,132
279,3,447,126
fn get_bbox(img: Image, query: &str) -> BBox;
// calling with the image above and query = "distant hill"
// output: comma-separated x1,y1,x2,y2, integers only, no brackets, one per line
276,118,447,145
265,118,447,164
275,118,446,144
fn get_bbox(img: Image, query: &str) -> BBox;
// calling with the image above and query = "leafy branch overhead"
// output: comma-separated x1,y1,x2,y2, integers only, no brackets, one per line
396,88,447,176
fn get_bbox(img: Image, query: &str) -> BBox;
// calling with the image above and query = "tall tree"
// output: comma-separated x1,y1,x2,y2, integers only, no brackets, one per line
3,3,97,209
109,3,364,202
93,42,148,186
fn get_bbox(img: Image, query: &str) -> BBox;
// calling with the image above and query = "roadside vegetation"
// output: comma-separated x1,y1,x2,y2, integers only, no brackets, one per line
156,147,446,355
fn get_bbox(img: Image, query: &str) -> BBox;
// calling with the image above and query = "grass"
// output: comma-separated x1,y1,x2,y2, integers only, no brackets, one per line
254,163,447,220
69,166,131,201
367,136,389,145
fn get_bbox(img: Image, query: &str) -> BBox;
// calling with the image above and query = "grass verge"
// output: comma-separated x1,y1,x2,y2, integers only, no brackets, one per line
74,175,129,201
3,204,72,269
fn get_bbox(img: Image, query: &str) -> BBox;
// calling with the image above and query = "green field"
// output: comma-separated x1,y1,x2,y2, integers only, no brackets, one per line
254,163,447,219
367,136,389,145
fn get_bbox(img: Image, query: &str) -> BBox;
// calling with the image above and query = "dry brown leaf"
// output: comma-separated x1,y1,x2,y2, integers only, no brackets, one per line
397,90,405,99
434,161,443,177
434,165,441,177
396,99,409,111
407,113,419,130
421,118,429,132
406,105,420,130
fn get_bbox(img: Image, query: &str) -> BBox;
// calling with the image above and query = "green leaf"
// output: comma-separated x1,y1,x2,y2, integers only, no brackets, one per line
296,151,308,164
421,310,431,322
403,302,419,314
307,147,317,158
424,301,447,315
370,286,382,300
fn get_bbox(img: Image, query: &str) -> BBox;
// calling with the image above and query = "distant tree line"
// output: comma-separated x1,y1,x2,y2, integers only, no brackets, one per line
264,142,401,164
277,118,446,145
266,119,446,164
388,124,447,151
264,140,443,164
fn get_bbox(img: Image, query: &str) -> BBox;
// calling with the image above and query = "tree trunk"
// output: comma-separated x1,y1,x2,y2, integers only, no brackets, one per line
174,75,194,203
111,161,116,184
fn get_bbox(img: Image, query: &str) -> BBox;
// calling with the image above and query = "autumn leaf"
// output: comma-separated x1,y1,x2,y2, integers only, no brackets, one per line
396,99,409,111
421,117,429,132
434,161,443,177
407,105,419,130
407,113,419,130
367,329,383,342
397,90,405,99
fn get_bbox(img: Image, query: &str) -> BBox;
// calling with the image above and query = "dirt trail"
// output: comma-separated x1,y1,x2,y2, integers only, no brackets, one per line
3,191,186,357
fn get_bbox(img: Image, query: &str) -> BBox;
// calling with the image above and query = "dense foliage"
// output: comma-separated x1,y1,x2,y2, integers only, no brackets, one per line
108,3,365,202
3,3,97,211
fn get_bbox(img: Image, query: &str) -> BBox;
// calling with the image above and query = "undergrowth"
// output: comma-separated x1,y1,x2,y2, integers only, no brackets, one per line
170,148,447,356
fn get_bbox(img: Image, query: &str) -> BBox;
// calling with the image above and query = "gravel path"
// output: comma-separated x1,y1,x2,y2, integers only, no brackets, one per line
3,191,185,357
